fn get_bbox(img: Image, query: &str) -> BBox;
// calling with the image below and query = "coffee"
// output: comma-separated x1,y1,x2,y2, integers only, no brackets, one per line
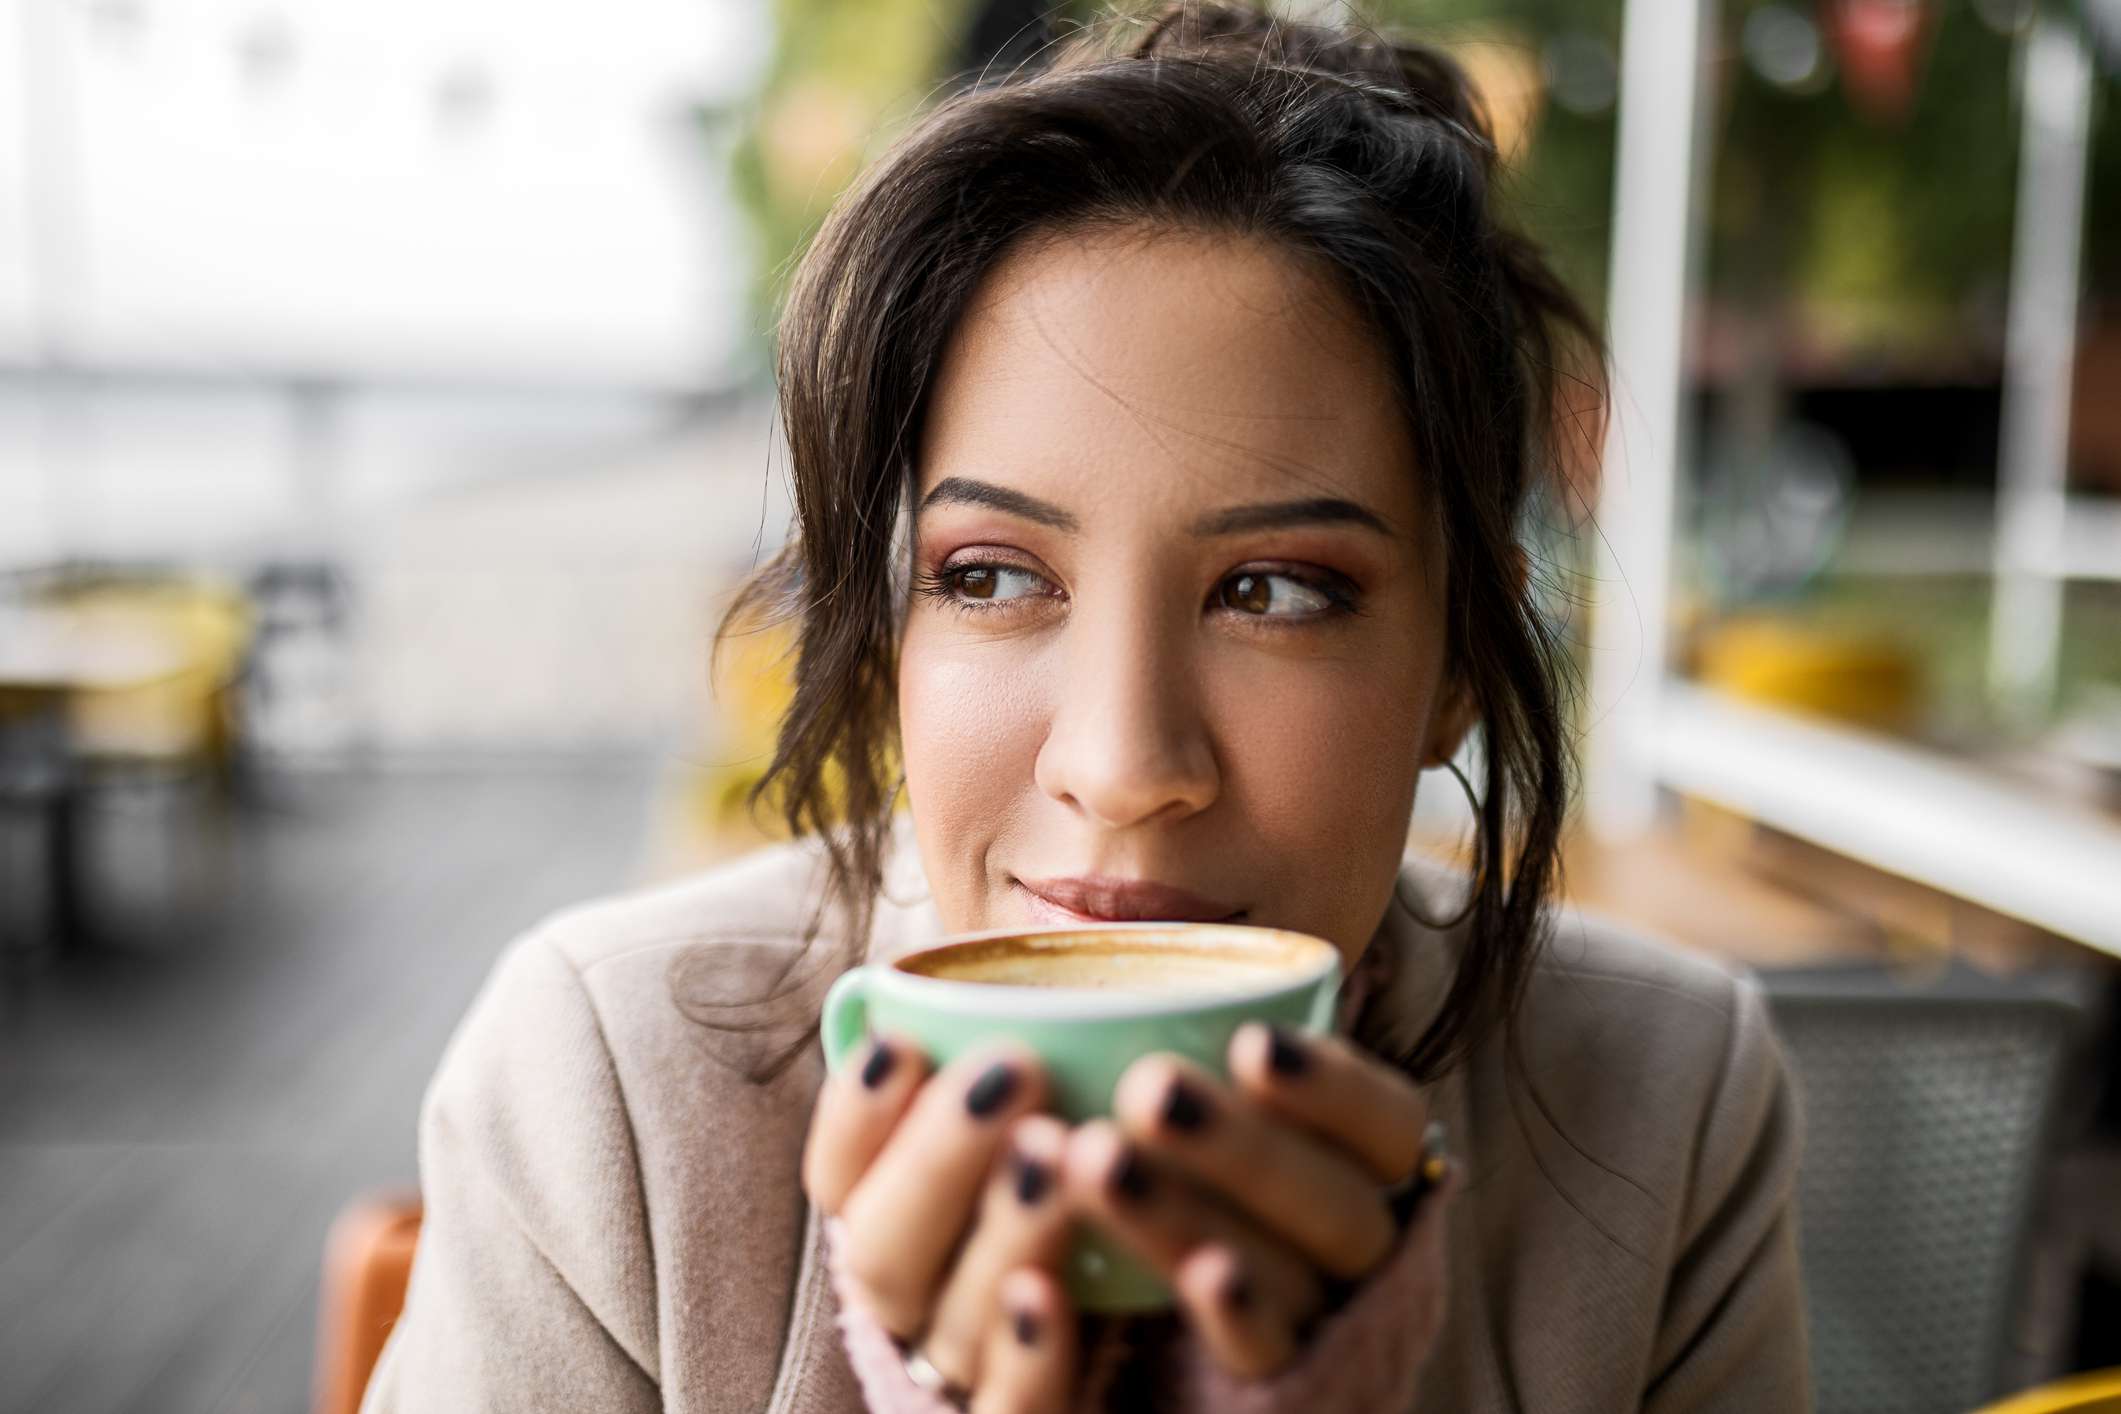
820,919,1341,1312
895,928,1323,994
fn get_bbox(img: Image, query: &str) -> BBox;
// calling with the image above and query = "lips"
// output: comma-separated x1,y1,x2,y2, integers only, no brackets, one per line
1015,875,1245,924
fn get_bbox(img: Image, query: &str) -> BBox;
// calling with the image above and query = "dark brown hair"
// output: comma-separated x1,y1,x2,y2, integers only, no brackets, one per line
725,0,1605,1081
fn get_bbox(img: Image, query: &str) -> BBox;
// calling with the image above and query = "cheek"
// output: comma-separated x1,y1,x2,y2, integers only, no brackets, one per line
1207,652,1431,911
897,635,1049,908
1216,663,1426,817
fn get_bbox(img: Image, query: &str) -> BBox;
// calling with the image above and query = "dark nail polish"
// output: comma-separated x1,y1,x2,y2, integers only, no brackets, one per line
1221,1267,1253,1312
1161,1078,1209,1133
859,1041,897,1090
1266,1025,1310,1078
1109,1146,1154,1202
1013,1309,1040,1346
965,1062,1018,1118
1013,1153,1050,1206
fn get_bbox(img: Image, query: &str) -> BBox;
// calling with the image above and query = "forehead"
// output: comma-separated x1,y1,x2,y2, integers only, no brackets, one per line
918,226,1420,523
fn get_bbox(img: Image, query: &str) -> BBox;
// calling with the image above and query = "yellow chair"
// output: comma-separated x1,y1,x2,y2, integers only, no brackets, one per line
47,574,254,780
1974,1369,2121,1413
1693,613,1921,735
685,614,900,850
696,615,802,840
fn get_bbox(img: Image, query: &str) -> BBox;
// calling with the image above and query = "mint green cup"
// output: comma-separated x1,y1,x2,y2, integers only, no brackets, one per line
818,921,1342,1313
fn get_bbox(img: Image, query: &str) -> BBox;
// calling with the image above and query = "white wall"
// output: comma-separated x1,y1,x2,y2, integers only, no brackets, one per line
2,0,767,387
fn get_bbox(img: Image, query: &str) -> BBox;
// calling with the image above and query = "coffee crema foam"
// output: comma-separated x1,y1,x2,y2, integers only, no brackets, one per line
898,933,1324,994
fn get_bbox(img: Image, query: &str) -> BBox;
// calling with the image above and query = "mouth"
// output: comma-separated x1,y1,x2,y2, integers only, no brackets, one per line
1014,875,1247,925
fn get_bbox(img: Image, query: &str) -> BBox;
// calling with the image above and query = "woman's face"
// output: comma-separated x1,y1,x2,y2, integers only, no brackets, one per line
897,227,1475,964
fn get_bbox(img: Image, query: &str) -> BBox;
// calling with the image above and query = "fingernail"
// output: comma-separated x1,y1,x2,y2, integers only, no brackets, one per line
1221,1264,1252,1313
1266,1025,1310,1078
965,1062,1018,1118
1012,1308,1040,1346
859,1040,897,1090
1109,1145,1153,1202
1013,1152,1050,1205
1161,1078,1209,1133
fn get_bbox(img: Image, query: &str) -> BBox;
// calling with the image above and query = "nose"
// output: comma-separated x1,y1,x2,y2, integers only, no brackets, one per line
1033,601,1220,829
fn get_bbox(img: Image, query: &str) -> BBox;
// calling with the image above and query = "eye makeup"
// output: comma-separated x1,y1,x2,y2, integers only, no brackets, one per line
911,551,1367,628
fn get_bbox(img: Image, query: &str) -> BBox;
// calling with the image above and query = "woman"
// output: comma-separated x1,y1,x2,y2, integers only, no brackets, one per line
362,5,1808,1411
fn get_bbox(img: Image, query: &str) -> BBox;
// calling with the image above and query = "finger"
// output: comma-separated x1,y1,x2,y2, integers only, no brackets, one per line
917,1114,1074,1390
802,1029,933,1216
1061,1120,1322,1333
1390,1157,1464,1353
1111,1052,1398,1278
1173,1152,1464,1382
969,1267,1077,1414
1172,1242,1297,1380
835,1041,1048,1337
1228,1022,1429,1185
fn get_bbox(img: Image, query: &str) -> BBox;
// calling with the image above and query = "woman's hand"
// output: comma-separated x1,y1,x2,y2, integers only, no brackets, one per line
802,1033,1081,1413
1062,1022,1446,1381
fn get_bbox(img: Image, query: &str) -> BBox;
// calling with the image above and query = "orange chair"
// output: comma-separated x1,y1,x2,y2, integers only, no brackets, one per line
313,1192,423,1414
311,1189,2120,1413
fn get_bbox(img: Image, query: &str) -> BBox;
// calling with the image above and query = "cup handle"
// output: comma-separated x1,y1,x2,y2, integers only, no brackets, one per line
820,968,872,1074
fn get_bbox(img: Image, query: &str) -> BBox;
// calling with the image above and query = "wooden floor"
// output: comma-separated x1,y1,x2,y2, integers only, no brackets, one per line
0,761,655,1414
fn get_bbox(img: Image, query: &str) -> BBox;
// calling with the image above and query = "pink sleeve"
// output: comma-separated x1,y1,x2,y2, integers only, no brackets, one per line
823,1216,967,1414
1164,1197,1447,1414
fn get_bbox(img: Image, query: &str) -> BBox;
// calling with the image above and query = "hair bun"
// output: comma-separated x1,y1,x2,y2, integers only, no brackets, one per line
1122,1,1498,165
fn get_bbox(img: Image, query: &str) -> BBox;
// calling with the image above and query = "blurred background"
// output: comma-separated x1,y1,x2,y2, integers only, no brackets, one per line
1,1,2117,1411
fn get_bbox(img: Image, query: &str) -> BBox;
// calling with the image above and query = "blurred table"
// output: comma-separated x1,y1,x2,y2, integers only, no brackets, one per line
0,604,192,952
0,605,197,693
1411,802,2103,978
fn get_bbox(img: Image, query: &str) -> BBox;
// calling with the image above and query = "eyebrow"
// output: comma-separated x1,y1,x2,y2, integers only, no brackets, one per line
918,477,1079,531
917,476,1393,540
1189,497,1394,538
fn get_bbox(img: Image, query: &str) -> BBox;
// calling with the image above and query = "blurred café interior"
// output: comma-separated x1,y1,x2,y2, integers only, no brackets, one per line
1,0,2118,1411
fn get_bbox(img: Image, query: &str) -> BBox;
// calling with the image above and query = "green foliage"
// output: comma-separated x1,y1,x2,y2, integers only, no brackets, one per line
1374,0,1624,313
726,0,993,369
722,0,2117,372
1712,2,2022,359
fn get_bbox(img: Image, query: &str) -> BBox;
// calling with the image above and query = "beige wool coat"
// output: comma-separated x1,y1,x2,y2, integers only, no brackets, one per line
361,828,1811,1412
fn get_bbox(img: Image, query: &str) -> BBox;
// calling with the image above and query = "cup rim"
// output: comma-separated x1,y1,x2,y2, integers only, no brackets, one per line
873,920,1342,1020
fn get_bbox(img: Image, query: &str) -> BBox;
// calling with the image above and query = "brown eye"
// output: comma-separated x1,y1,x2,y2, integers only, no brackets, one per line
941,563,1049,604
1223,573,1271,614
1218,571,1333,617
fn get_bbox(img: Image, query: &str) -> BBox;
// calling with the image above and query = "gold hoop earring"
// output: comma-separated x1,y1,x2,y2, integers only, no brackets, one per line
1403,757,1484,932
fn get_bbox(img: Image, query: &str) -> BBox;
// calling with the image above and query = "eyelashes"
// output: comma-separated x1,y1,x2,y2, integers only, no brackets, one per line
911,564,1041,619
911,558,1365,624
912,562,1057,611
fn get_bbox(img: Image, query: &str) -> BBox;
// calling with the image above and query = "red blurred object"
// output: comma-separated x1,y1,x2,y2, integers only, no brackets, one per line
1822,0,1937,124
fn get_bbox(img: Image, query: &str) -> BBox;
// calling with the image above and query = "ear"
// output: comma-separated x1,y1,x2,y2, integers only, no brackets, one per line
1427,675,1480,768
